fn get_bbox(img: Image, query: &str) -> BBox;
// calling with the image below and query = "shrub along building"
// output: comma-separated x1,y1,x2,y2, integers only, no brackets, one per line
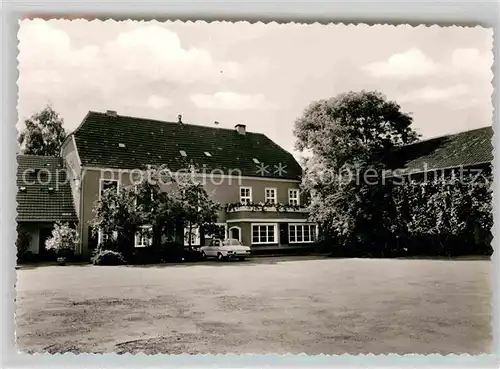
16,155,78,259
60,110,317,257
385,125,493,255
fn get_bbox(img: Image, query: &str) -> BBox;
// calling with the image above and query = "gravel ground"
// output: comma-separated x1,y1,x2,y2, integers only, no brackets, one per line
15,257,492,354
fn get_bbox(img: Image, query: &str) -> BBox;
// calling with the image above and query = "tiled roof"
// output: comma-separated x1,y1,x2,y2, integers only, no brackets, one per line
16,155,78,223
386,126,492,173
73,111,303,180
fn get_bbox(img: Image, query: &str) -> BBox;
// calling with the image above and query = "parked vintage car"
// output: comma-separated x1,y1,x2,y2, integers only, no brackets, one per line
200,238,251,261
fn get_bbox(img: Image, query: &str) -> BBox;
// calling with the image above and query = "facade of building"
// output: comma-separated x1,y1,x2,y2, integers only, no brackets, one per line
59,110,317,256
17,115,491,257
16,155,78,257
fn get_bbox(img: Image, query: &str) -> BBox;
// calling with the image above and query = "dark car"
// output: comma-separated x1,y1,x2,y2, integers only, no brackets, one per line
182,245,204,261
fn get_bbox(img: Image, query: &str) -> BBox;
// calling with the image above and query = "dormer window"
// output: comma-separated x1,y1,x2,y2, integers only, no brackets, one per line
179,150,187,157
204,151,212,157
19,186,26,192
48,187,54,192
118,143,126,148
253,158,260,164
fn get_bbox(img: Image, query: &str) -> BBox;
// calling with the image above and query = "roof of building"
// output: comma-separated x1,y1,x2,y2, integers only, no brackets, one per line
386,126,492,173
16,155,78,223
72,111,303,180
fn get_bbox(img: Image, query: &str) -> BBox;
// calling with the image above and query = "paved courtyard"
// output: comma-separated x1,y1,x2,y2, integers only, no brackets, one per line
16,257,492,354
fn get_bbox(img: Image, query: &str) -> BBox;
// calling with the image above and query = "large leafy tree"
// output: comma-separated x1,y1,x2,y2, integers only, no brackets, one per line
89,185,142,257
177,178,221,246
294,91,419,250
18,105,67,156
134,166,184,246
295,90,418,167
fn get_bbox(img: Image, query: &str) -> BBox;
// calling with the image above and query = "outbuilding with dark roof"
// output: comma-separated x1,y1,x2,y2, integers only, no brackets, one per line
386,126,492,176
16,155,78,257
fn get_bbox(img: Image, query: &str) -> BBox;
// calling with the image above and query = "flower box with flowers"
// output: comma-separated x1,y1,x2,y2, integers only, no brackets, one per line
224,202,308,213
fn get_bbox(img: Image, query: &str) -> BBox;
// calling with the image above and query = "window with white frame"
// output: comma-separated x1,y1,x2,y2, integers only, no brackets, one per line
98,230,118,245
289,224,316,243
252,224,277,244
265,188,277,204
184,226,201,246
240,186,252,204
288,188,300,206
135,225,153,248
100,179,119,200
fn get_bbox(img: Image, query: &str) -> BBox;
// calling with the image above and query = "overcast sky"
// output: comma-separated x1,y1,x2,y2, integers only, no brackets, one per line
18,20,493,158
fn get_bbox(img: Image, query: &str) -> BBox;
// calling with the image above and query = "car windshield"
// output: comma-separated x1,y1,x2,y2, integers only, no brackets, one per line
226,239,241,246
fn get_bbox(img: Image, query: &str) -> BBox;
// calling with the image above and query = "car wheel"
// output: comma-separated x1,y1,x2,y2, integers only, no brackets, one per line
201,251,207,260
217,253,225,261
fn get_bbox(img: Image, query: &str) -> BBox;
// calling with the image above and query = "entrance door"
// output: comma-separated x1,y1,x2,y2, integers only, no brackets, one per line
279,223,288,245
229,227,240,242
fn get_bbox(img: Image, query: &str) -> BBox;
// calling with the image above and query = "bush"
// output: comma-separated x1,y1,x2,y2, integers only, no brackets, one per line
391,175,493,257
131,246,162,264
129,242,191,264
45,222,79,259
16,230,32,263
91,249,126,265
161,241,187,262
318,172,493,258
127,242,203,264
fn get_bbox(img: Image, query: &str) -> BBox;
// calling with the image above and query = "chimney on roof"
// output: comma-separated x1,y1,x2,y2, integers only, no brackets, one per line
106,110,117,117
177,114,183,124
235,124,246,135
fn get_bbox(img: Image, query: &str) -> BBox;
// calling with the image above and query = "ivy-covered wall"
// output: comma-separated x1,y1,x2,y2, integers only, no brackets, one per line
322,168,493,257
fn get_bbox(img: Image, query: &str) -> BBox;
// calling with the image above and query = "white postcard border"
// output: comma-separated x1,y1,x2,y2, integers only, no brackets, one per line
2,0,498,367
